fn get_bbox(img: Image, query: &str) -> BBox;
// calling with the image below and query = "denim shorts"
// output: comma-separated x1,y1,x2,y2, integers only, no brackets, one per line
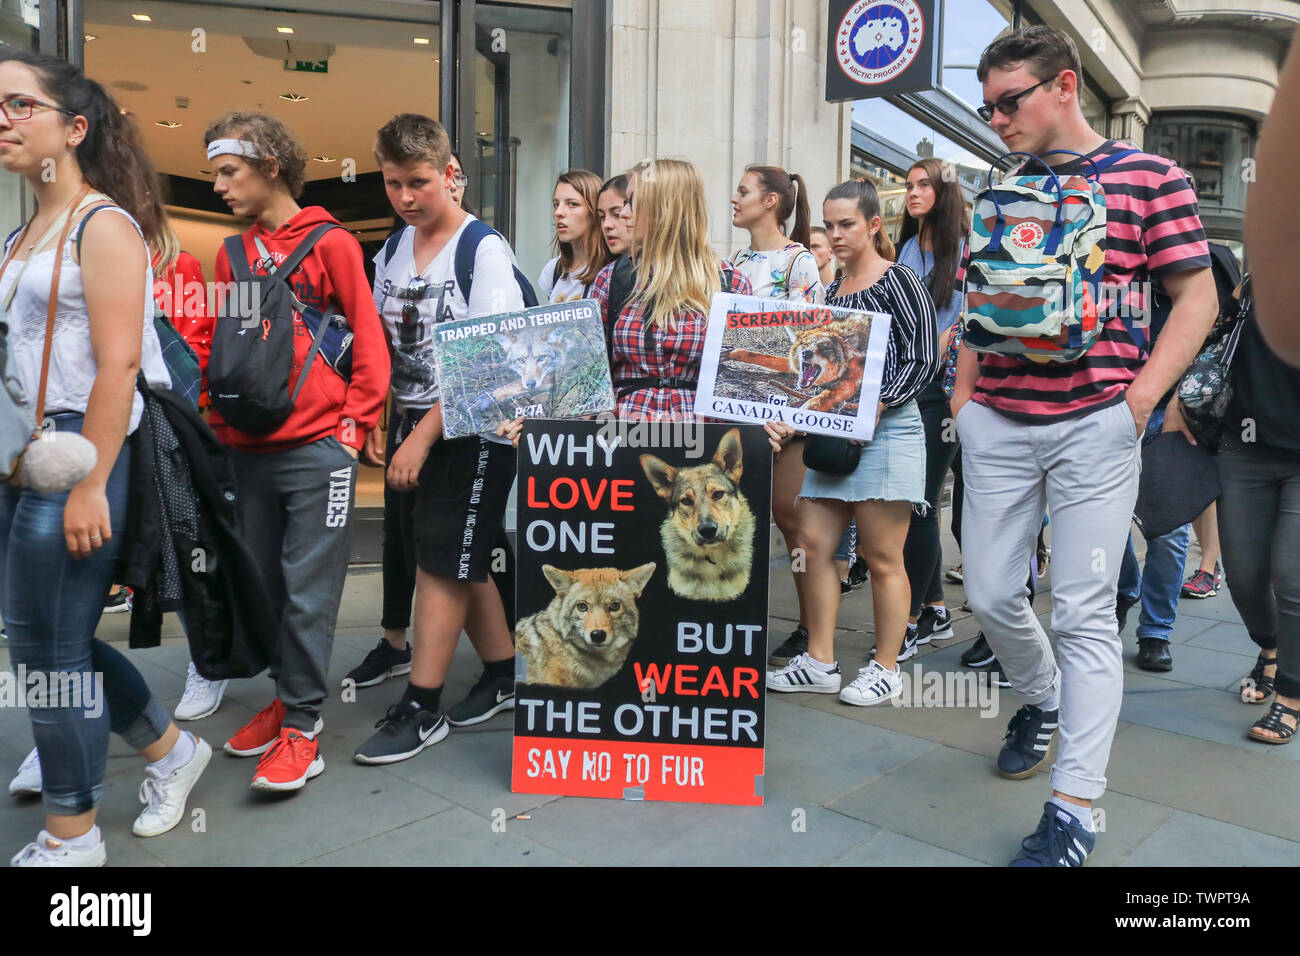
799,400,927,509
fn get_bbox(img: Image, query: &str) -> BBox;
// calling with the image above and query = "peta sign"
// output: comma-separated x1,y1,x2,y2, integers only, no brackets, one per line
826,0,942,102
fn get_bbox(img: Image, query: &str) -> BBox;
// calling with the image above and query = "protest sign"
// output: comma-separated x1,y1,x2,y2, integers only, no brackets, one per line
694,292,893,440
512,419,771,806
433,299,614,439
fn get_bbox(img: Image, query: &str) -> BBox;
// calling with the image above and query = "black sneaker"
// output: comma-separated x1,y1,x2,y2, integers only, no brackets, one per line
996,704,1058,779
1136,637,1172,672
847,561,869,589
447,672,515,727
840,579,853,594
768,626,809,667
354,700,448,765
961,632,996,668
344,639,413,689
986,661,1011,688
103,587,132,614
915,605,953,645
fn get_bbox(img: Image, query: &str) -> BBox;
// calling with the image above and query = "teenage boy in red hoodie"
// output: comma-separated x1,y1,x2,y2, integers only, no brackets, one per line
202,112,390,791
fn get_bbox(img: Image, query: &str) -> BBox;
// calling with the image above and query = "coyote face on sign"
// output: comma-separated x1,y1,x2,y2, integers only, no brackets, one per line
494,326,570,391
516,563,657,689
724,317,870,411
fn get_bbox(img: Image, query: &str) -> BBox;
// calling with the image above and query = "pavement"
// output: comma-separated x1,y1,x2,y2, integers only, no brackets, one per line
2,522,1298,867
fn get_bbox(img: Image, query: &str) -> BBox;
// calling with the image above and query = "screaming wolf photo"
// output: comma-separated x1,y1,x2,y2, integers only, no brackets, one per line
722,316,871,412
640,428,756,602
516,563,657,689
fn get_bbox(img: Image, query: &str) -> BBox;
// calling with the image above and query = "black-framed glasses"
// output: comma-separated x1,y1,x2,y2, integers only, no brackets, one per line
0,95,77,123
452,173,468,188
976,76,1056,123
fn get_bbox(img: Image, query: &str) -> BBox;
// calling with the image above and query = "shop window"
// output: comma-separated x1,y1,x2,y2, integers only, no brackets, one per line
1147,113,1255,218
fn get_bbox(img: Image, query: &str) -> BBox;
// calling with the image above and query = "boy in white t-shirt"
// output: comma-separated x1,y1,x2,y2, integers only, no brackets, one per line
354,114,523,765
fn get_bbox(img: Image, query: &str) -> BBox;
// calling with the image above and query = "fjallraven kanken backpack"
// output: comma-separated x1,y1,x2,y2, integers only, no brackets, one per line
962,147,1139,363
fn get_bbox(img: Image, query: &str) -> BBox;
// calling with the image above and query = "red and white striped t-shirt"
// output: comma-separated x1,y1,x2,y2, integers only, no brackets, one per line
971,141,1211,423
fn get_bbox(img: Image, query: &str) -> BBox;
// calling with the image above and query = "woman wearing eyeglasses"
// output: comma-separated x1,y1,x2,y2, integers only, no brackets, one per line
540,168,609,304
0,51,209,866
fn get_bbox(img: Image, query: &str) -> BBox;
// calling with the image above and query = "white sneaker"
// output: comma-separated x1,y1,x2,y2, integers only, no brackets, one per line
839,659,903,706
766,653,841,694
133,733,212,838
11,830,106,867
8,748,41,795
175,661,228,721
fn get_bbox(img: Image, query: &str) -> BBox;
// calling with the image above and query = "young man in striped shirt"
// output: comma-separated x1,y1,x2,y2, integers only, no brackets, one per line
951,26,1218,866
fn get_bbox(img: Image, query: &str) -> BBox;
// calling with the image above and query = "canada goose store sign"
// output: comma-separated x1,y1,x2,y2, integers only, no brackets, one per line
826,0,942,102
511,420,771,805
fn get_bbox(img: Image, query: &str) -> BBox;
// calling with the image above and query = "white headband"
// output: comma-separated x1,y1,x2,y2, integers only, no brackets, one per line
206,138,263,162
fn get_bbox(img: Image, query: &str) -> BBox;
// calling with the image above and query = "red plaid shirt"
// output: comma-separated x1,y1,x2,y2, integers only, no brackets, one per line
591,260,752,421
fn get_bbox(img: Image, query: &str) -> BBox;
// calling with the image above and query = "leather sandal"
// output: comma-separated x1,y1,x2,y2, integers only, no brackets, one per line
1247,699,1299,745
1241,652,1277,704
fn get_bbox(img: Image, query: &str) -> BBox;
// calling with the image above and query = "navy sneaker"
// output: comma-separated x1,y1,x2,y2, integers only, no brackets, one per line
447,672,515,727
996,704,1058,779
344,639,413,689
1010,802,1095,867
354,700,448,765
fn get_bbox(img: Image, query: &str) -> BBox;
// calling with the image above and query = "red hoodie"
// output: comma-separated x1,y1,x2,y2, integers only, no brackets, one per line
202,206,390,453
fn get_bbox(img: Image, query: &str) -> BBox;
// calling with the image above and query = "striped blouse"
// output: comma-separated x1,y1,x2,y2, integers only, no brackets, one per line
826,262,939,409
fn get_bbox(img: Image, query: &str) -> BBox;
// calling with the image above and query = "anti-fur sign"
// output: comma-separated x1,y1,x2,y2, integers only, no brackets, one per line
512,420,771,805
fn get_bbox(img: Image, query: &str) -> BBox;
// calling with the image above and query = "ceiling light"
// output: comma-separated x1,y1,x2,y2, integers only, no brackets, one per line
131,13,151,22
413,37,430,45
279,92,308,102
84,34,97,42
311,155,336,163
276,25,294,34
154,120,182,128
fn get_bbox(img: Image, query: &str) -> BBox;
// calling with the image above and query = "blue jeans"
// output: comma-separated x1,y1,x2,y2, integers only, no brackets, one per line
0,413,167,815
1117,408,1192,643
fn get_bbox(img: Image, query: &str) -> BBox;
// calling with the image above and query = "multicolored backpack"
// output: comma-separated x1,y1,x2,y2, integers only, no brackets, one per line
962,148,1139,363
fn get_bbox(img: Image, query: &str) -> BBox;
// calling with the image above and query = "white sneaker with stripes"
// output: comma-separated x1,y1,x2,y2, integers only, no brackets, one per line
766,653,841,694
839,659,904,706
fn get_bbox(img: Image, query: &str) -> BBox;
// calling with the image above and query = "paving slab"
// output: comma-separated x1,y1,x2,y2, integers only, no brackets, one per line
828,829,988,867
762,697,937,804
827,745,1172,866
1120,810,1300,867
301,806,578,866
1106,724,1300,843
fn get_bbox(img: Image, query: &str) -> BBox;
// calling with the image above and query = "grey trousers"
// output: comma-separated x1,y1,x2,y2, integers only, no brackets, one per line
957,399,1140,800
231,437,358,732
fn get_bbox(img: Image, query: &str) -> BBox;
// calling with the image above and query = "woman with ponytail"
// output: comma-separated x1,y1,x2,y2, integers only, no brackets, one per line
896,158,970,657
765,178,938,706
728,165,828,669
729,165,822,303
0,51,209,866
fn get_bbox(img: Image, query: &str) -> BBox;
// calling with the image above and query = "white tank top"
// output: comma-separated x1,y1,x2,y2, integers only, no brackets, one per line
0,205,169,434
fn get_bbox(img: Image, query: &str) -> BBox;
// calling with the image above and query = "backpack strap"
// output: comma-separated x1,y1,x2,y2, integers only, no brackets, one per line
267,223,344,277
287,306,335,407
73,203,116,260
381,227,405,268
453,217,539,310
1090,147,1141,173
223,234,253,281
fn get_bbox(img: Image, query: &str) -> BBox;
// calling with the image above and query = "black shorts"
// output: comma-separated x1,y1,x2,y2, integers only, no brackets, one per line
413,434,516,582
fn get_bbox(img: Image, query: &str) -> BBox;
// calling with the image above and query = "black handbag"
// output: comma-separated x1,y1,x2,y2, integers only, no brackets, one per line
1175,278,1250,454
802,434,863,475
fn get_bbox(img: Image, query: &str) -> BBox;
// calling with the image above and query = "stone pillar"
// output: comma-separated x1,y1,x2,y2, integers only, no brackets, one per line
607,0,852,256
1110,96,1151,147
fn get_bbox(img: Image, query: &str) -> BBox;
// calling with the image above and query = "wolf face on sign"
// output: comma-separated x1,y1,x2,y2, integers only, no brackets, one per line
516,563,657,689
494,326,570,391
639,428,756,603
725,317,869,411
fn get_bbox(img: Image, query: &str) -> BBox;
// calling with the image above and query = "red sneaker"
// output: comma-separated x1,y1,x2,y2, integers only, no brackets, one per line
224,699,286,757
250,728,324,792
1180,569,1220,600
